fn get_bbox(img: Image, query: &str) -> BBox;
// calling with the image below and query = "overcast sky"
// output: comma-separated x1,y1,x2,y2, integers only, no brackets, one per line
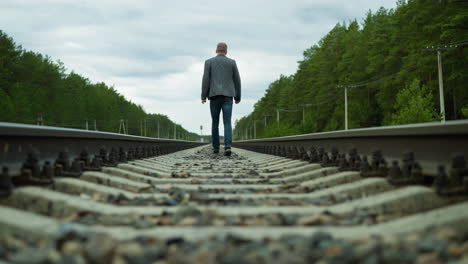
0,0,397,135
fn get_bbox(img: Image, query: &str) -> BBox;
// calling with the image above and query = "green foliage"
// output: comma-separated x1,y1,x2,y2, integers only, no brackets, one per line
390,79,439,125
462,106,468,118
0,30,197,140
234,0,467,139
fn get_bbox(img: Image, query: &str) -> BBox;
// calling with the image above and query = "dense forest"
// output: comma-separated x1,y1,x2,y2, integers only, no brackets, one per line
0,31,198,140
234,0,468,139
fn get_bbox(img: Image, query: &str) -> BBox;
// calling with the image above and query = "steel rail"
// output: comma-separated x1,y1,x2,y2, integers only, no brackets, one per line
233,120,468,177
0,122,206,179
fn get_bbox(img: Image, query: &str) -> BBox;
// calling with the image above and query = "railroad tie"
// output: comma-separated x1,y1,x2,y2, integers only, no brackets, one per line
1,145,468,263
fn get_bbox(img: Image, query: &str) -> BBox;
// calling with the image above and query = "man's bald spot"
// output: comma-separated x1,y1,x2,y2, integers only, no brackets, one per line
216,42,227,53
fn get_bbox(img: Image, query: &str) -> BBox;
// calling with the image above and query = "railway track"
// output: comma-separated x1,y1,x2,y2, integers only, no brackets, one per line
1,121,468,263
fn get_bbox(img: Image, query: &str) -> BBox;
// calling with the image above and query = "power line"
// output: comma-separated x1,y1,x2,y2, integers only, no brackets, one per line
335,40,466,90
302,92,342,106
426,39,468,48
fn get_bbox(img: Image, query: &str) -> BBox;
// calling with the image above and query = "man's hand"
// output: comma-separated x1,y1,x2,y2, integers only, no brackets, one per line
202,100,206,104
235,100,240,104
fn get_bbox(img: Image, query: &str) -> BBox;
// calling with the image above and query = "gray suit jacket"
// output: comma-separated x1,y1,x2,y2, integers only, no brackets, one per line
201,54,241,101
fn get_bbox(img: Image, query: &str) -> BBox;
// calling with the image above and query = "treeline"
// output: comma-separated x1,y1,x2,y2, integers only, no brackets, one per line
0,30,198,140
234,0,468,139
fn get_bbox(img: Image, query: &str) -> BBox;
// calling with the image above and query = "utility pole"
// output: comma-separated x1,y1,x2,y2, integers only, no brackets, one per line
140,120,143,136
299,104,306,123
302,105,305,123
253,120,261,139
298,104,312,123
344,86,348,130
276,109,281,124
424,44,459,122
338,86,350,130
263,114,271,127
118,119,126,134
254,122,256,139
37,114,44,126
200,125,203,142
438,50,445,122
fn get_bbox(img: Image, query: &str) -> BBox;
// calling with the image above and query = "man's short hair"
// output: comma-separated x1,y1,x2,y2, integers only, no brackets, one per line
216,42,227,53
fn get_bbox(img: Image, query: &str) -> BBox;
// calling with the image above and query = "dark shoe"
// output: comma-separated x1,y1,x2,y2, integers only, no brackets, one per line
213,150,219,154
224,149,231,156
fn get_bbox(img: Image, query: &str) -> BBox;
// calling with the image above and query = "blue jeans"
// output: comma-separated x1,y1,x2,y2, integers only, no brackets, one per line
210,96,233,151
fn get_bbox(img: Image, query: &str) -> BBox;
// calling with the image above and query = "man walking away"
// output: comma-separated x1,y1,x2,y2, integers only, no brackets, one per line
201,42,241,156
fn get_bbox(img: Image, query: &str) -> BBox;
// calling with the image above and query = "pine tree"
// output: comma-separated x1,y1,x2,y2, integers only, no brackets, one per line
390,79,440,125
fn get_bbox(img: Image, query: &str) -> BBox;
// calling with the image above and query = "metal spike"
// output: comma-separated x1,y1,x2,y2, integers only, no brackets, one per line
338,154,349,171
41,161,54,180
360,156,371,177
388,160,402,182
433,165,448,194
0,167,14,197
